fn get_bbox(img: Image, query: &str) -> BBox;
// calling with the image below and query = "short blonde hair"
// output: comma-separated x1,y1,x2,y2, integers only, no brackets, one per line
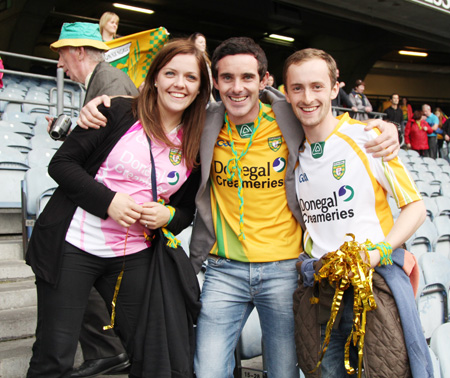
99,12,119,39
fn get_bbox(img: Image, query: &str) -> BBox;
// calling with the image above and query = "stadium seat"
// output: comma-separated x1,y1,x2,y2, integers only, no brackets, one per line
26,148,56,168
398,149,409,159
435,196,450,217
2,110,35,125
441,182,450,198
0,131,31,153
21,166,57,252
433,216,450,257
0,91,25,112
4,82,28,92
176,224,192,257
234,309,267,378
0,145,27,165
416,181,435,197
19,78,40,88
27,85,50,94
0,120,33,139
440,165,450,178
30,134,63,150
0,161,29,208
419,253,450,286
406,218,438,258
388,195,400,220
430,323,450,378
423,197,439,221
418,171,437,184
417,282,448,341
407,149,420,157
436,158,449,168
423,156,438,169
428,346,442,378
3,102,23,114
22,102,51,115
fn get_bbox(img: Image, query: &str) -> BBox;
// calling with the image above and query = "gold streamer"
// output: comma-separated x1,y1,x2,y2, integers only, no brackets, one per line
310,234,377,377
103,228,129,330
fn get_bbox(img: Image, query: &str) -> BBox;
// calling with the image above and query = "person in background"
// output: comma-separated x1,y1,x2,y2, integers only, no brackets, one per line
441,116,450,161
26,38,210,378
434,107,447,158
422,104,439,158
400,97,413,122
384,93,403,126
189,32,216,102
266,73,277,88
99,12,119,42
331,68,355,116
47,21,138,377
0,56,4,89
383,93,404,142
405,110,432,156
349,79,372,121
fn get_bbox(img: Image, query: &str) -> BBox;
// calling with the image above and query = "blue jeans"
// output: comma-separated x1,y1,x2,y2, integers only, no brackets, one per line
194,256,300,378
320,288,358,378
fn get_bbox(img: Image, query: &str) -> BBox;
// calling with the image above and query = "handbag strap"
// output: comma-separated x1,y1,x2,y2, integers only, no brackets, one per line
146,134,158,203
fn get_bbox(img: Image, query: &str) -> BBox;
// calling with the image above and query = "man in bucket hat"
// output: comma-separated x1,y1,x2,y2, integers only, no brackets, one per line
44,22,138,378
50,22,138,104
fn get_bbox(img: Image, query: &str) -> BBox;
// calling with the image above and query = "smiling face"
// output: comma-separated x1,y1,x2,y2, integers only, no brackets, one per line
285,58,339,141
154,53,201,123
213,54,266,125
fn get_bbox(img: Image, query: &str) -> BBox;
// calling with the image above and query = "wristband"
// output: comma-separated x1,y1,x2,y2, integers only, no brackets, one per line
365,241,393,266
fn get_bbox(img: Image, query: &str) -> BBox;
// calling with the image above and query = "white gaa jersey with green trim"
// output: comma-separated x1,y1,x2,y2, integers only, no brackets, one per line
295,113,421,259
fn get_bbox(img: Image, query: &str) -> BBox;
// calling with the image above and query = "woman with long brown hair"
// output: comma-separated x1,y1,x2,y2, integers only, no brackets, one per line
26,39,210,377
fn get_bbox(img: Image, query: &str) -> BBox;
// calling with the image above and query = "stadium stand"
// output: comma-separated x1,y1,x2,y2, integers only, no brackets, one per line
430,323,450,378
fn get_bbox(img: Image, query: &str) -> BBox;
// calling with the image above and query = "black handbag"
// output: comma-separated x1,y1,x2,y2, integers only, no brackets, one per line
130,134,201,378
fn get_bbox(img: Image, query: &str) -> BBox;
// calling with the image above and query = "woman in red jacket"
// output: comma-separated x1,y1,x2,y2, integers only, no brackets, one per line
405,110,433,156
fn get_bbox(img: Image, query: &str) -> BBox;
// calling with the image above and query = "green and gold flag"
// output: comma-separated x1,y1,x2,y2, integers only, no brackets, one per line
105,27,169,88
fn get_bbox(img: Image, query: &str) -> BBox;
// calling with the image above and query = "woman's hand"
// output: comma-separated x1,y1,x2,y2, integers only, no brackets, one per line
107,193,143,227
140,202,171,229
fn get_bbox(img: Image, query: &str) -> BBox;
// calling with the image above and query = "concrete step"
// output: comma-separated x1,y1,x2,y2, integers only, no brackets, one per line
0,279,36,311
0,210,22,235
0,236,24,261
0,338,83,378
0,337,33,378
0,306,36,341
0,260,33,281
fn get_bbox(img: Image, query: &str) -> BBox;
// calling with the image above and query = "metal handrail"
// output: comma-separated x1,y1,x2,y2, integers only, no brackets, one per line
332,106,387,119
0,50,84,117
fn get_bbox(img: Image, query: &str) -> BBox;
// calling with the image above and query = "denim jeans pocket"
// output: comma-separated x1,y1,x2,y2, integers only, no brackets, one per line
207,255,227,267
275,258,298,272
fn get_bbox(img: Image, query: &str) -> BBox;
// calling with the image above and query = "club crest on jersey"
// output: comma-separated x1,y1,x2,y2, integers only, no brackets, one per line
268,136,282,152
332,160,346,180
311,142,324,159
236,123,254,138
169,148,182,166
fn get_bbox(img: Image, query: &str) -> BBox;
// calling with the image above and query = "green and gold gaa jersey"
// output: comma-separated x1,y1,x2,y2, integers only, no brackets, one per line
209,102,302,262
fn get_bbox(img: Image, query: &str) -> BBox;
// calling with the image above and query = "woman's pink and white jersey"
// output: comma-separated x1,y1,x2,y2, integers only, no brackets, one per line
66,121,190,258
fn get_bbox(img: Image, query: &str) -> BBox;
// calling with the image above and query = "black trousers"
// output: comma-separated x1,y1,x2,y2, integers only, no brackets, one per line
27,242,151,378
79,288,126,360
